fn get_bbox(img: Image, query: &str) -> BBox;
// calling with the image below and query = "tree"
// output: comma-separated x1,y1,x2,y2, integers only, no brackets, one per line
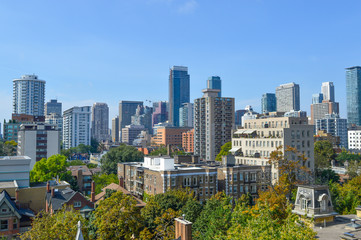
30,154,72,182
346,160,361,179
93,191,143,240
0,140,17,156
268,146,312,199
20,207,88,240
153,208,181,240
68,160,86,166
315,168,340,184
314,140,335,169
77,144,91,154
91,138,100,153
92,173,118,194
193,192,233,239
100,144,143,174
215,142,232,161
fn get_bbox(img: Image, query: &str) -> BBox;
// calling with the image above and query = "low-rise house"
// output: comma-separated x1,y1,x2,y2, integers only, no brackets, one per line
0,190,34,239
45,182,94,218
68,165,101,195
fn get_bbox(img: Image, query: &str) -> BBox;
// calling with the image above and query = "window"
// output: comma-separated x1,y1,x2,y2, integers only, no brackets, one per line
209,187,214,195
239,173,243,181
193,177,197,186
74,201,81,207
233,173,237,181
301,198,308,210
0,220,8,230
209,176,214,183
245,185,249,193
171,177,176,186
199,176,203,184
240,186,243,193
205,187,209,196
1,208,7,213
229,186,233,193
13,218,17,229
233,186,237,193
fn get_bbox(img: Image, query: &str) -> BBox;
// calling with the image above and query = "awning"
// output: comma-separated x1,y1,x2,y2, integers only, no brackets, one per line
234,129,256,135
229,146,242,153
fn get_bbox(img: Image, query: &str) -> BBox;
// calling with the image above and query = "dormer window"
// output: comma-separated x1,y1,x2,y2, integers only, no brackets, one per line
301,198,308,210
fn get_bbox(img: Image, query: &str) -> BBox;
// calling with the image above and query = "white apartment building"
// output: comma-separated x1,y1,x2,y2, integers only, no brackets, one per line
194,89,235,161
63,106,91,149
17,123,60,169
13,74,45,116
231,115,314,181
348,129,361,150
0,156,31,188
275,82,300,112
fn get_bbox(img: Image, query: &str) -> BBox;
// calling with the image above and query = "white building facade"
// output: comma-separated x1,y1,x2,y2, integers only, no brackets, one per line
13,74,45,116
63,106,91,149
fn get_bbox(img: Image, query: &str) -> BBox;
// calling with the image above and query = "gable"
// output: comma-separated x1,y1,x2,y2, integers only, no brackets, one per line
0,197,21,219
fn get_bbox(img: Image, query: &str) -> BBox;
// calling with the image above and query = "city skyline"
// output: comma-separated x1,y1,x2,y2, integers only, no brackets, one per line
1,1,361,123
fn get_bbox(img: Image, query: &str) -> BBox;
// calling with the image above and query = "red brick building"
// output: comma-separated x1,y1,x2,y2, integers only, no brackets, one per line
182,129,194,153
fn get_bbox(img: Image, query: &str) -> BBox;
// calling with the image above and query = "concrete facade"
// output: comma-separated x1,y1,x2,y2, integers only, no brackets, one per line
17,123,60,169
275,82,300,112
194,88,235,161
91,102,110,142
0,156,31,188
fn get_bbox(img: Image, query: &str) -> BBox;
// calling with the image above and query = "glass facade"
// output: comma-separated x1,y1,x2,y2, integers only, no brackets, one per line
346,66,361,126
169,66,190,127
207,76,222,97
261,93,276,113
311,93,323,104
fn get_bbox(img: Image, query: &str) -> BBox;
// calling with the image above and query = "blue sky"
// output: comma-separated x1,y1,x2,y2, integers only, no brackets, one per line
1,0,360,124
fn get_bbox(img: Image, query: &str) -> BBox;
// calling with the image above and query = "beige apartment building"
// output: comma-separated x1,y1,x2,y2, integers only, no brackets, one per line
231,115,315,182
151,126,192,147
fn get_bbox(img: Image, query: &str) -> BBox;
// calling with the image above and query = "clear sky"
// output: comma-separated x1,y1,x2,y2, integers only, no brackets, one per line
1,0,361,125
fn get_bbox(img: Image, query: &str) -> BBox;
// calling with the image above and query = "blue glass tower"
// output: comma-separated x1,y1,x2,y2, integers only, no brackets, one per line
346,66,361,126
311,93,323,104
169,66,190,127
261,93,276,113
207,76,222,97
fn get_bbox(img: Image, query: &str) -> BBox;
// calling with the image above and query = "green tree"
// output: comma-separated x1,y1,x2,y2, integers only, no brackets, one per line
315,168,340,184
20,207,88,240
336,150,361,162
346,160,361,179
93,191,143,240
193,192,233,239
87,163,98,169
0,140,17,156
91,138,100,153
30,154,72,182
92,173,118,194
314,140,335,168
215,142,232,161
77,144,91,154
100,144,143,174
149,146,168,156
68,160,86,166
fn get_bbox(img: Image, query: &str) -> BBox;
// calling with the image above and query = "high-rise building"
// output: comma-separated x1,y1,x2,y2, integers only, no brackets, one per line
235,109,247,127
169,66,190,127
63,106,91,149
17,123,60,169
45,113,63,141
312,93,323,104
194,89,235,161
91,103,110,142
261,93,276,113
179,103,194,127
315,114,348,148
13,74,45,116
182,129,194,153
112,116,119,142
118,101,143,141
321,82,335,102
121,125,145,145
131,105,153,134
3,114,45,142
310,101,339,125
207,76,222,97
275,82,300,112
45,99,62,116
152,101,168,126
346,66,361,126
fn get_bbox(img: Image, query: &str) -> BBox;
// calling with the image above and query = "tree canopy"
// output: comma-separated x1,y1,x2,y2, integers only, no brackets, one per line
0,140,17,156
100,144,144,174
30,154,72,182
215,141,232,161
314,140,335,168
20,207,88,240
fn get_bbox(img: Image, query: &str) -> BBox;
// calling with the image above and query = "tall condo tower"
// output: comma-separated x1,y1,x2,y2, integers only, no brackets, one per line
261,93,276,113
63,106,91,149
346,66,361,126
194,88,235,161
275,82,300,112
321,82,335,102
91,103,110,142
13,74,45,116
169,66,190,127
118,101,143,141
207,76,222,97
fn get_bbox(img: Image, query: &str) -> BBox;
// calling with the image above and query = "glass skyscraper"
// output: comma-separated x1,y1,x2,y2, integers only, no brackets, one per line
346,66,361,126
261,93,276,113
169,66,190,127
207,76,222,97
311,93,323,104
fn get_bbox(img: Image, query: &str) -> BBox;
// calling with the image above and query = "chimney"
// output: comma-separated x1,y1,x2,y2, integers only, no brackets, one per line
91,181,95,203
119,177,124,188
51,188,55,197
175,217,192,240
167,144,171,156
46,181,50,193
15,188,20,208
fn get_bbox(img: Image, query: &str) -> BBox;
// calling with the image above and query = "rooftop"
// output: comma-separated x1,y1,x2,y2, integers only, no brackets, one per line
315,215,361,240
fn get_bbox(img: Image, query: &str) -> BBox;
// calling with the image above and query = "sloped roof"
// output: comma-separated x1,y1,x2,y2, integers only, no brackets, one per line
46,187,77,211
0,190,22,218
